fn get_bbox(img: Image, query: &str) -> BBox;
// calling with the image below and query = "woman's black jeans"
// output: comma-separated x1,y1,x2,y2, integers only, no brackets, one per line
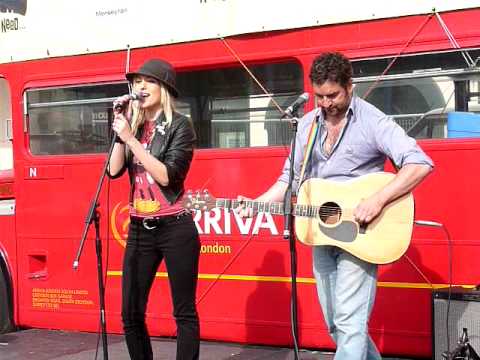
122,214,200,360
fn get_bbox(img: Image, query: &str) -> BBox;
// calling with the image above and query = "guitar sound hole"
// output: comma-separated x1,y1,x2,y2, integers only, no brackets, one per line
319,202,342,225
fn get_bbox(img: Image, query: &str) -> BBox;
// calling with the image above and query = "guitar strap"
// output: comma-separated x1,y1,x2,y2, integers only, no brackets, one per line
299,111,321,185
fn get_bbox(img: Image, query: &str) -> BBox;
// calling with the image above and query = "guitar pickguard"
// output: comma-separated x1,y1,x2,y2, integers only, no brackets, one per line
318,221,357,243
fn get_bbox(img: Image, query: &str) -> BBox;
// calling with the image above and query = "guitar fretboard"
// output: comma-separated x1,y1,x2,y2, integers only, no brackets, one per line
215,199,320,218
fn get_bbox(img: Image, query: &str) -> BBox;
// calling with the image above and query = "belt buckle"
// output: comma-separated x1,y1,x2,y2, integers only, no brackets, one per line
142,217,157,230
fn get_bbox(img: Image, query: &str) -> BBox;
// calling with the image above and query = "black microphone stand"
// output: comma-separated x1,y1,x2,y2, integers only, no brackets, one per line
73,127,120,360
283,111,301,360
443,328,480,360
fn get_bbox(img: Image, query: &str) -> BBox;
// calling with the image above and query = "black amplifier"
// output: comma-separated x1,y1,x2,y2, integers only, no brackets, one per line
432,287,480,360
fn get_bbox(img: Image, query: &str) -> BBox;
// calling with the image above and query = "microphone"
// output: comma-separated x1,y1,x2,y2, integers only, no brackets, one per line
113,92,146,111
283,92,309,118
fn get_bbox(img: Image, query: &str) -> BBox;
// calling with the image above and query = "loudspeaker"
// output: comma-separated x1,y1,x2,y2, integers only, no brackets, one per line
432,287,480,360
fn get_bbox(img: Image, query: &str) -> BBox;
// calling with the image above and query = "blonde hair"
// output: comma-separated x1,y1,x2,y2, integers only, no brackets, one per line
129,83,176,142
124,83,176,159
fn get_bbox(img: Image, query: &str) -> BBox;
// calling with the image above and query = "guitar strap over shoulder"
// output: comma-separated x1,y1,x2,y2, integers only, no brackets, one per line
299,112,320,185
298,112,400,180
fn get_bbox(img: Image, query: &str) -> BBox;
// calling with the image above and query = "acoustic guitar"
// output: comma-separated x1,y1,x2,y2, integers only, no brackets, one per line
183,172,414,264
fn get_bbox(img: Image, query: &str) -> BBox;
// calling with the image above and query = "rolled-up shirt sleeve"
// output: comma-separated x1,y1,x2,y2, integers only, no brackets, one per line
278,144,302,191
372,114,434,169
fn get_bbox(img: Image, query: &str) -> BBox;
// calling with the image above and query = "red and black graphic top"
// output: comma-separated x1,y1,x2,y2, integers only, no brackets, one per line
130,121,184,218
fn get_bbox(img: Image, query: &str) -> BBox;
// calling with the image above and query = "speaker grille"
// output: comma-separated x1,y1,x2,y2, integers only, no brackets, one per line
433,292,480,360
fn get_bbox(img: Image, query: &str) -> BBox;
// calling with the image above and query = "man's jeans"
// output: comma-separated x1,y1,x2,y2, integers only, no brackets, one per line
313,245,382,360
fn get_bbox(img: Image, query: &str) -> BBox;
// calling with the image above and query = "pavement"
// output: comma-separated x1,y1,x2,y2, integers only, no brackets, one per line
0,329,415,359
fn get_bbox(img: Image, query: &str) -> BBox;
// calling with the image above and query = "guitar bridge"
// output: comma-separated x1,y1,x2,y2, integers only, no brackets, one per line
359,223,368,234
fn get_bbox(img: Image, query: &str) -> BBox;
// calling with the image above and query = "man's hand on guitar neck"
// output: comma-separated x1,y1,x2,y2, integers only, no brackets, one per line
235,181,288,218
235,195,255,218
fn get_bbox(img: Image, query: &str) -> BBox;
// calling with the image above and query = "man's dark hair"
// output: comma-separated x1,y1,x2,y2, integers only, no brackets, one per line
309,52,353,89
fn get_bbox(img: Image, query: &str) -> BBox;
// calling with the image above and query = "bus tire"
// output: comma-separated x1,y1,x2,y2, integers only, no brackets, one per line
0,264,13,333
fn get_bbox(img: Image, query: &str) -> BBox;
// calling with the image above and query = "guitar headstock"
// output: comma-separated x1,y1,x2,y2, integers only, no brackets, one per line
183,190,217,212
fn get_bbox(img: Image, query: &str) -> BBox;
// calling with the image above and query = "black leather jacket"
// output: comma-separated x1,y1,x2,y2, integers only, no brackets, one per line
108,111,196,204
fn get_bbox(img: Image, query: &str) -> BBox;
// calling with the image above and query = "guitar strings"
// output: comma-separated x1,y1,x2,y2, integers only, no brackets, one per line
214,198,347,216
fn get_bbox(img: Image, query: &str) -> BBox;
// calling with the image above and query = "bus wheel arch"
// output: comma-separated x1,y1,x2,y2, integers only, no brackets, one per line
0,255,14,333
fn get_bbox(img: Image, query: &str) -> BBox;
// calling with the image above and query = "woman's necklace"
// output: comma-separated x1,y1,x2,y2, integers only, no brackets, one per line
141,121,156,145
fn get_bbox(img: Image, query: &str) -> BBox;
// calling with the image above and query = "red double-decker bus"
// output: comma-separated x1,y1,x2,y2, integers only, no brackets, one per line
1,2,480,357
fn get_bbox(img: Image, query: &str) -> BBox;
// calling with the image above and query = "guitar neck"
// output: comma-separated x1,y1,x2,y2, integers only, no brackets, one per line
215,199,284,215
215,198,319,218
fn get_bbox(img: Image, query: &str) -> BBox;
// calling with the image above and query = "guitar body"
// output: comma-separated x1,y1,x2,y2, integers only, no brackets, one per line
295,172,414,264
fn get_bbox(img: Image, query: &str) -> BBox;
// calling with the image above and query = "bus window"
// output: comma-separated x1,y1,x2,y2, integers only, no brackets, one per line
354,77,450,136
0,78,12,170
26,83,129,155
176,62,303,148
352,49,480,139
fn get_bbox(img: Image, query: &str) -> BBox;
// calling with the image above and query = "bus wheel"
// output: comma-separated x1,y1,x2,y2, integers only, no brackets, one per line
0,265,13,333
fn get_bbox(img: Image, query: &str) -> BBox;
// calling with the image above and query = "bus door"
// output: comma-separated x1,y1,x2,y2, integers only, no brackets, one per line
0,75,14,333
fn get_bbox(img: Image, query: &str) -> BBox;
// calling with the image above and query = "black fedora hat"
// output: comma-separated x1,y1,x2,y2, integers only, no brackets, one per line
126,59,179,98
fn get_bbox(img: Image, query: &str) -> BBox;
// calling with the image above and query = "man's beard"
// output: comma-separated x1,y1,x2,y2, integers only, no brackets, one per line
325,104,346,116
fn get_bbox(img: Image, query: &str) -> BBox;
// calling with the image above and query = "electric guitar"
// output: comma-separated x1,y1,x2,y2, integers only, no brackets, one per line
183,172,414,264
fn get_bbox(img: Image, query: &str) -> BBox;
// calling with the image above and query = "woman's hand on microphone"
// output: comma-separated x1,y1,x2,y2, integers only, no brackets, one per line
112,94,135,144
112,113,134,144
113,94,134,114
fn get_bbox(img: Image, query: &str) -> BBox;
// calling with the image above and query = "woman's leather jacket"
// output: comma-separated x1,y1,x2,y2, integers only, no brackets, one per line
108,111,196,204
